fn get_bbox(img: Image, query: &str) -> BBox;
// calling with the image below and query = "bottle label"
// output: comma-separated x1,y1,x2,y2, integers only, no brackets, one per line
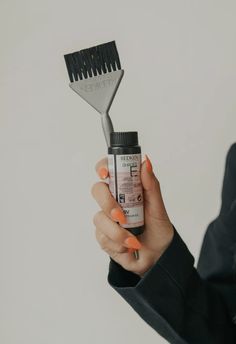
108,153,144,228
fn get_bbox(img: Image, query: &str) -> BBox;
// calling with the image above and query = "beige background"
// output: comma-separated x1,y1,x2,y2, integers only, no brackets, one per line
1,1,236,343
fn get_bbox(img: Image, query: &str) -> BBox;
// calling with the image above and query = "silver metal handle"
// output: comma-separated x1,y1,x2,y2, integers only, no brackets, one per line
101,113,114,147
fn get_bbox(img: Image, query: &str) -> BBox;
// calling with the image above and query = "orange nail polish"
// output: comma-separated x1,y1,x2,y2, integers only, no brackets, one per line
145,154,153,173
110,208,127,224
124,236,142,250
98,167,108,179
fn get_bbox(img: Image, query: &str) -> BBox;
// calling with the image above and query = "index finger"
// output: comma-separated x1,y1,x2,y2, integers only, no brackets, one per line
95,157,109,179
91,182,127,225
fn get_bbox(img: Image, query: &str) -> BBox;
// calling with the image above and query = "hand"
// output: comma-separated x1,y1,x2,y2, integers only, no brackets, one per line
91,154,174,277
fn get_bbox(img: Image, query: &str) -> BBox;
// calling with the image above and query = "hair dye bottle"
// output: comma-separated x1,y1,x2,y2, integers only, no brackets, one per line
108,131,144,237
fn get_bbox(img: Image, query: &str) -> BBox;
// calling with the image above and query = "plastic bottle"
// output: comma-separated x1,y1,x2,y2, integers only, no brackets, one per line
108,131,145,236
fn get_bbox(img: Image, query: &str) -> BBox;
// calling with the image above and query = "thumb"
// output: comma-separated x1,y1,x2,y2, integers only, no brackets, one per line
141,154,169,221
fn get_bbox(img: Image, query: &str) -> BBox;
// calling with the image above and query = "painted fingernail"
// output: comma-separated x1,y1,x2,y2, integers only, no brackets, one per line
124,236,142,250
145,154,153,173
98,167,108,179
110,208,127,224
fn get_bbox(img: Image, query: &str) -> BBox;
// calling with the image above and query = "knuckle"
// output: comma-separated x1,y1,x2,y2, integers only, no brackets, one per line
99,233,109,250
96,230,103,244
93,210,103,226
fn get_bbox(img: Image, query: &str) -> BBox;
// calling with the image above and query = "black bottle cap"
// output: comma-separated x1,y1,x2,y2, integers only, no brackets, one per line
110,131,138,147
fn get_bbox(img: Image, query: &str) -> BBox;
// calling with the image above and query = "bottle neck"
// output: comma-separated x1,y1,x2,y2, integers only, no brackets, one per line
108,146,141,154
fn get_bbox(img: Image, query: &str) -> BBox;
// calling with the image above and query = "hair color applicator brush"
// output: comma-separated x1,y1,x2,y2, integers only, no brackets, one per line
64,41,142,260
64,41,124,147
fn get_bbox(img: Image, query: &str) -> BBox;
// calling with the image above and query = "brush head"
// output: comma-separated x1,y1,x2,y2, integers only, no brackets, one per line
64,41,122,83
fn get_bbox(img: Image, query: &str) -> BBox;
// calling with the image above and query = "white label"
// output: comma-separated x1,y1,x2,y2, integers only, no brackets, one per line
108,153,144,228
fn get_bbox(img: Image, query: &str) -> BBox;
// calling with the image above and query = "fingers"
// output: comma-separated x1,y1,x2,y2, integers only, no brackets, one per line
95,157,109,179
93,210,133,244
93,211,139,261
95,230,127,254
93,210,142,259
95,227,137,263
91,181,127,225
93,211,152,274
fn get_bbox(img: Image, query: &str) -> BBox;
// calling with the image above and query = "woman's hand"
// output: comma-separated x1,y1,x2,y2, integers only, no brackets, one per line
91,154,174,277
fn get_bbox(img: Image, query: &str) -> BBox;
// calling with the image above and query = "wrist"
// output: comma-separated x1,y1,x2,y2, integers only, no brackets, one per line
138,224,175,277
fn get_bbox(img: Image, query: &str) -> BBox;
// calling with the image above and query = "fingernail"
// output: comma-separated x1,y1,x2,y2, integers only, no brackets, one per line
124,236,142,250
145,154,153,173
98,167,108,179
110,208,127,224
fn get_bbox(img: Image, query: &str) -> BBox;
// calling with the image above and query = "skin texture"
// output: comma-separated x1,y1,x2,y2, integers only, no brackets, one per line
91,155,174,277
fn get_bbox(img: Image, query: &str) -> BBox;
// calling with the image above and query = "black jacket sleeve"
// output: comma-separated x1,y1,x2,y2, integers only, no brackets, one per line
107,225,236,344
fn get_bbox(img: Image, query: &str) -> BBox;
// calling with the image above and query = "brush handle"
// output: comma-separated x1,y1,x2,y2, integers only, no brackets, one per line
101,113,114,147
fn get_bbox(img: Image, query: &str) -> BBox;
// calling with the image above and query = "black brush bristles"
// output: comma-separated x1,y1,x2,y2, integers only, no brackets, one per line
64,41,121,83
